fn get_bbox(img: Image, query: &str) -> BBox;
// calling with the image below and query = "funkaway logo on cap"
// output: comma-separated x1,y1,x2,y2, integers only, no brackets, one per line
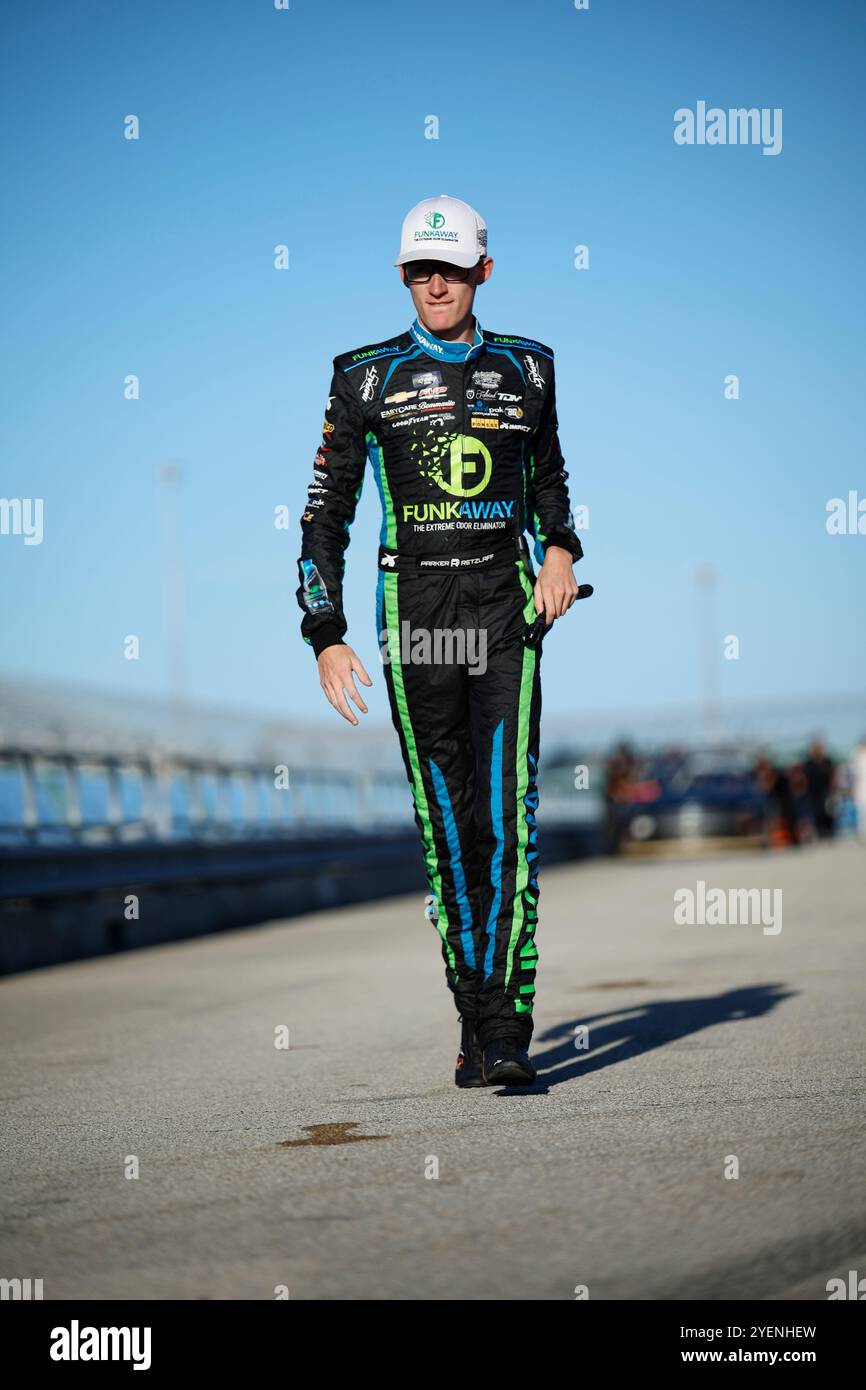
394,195,488,269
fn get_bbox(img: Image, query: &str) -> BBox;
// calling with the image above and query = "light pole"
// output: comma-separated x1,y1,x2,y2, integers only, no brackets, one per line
159,461,188,708
694,563,720,744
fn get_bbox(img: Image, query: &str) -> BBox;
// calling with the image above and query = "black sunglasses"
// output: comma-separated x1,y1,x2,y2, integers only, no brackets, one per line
403,259,482,285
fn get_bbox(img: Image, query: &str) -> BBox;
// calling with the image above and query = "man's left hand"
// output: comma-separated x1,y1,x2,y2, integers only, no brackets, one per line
534,545,579,625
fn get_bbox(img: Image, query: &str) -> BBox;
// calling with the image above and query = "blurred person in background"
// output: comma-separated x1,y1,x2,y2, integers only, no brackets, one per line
603,740,637,854
853,737,866,843
755,753,799,848
803,738,837,839
788,759,812,843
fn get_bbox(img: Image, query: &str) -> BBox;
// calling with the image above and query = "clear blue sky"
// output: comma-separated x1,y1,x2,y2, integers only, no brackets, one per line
2,0,864,728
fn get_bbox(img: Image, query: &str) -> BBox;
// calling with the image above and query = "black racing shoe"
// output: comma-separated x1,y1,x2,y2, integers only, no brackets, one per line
481,1036,537,1086
454,1015,485,1088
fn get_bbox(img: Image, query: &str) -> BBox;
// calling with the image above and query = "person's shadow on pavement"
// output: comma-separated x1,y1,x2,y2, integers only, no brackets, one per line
491,983,795,1095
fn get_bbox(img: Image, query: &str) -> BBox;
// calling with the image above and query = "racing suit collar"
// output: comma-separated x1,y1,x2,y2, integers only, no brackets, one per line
409,315,485,363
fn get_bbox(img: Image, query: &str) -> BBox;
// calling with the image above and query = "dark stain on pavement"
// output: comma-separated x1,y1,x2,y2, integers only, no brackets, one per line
279,1122,389,1147
585,979,671,989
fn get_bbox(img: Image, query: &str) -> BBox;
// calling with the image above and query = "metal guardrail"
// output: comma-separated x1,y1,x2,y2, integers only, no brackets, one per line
0,746,601,848
0,748,605,971
0,747,414,847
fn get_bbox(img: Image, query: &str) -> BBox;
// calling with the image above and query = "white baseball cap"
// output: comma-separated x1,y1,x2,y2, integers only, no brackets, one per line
394,194,488,269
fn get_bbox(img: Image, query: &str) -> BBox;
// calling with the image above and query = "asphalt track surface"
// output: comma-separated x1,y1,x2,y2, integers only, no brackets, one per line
1,840,864,1301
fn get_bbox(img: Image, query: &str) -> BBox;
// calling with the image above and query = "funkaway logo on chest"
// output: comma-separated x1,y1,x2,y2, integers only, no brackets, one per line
401,499,516,522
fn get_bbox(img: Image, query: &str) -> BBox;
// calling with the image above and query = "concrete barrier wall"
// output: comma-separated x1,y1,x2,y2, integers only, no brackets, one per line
0,823,603,975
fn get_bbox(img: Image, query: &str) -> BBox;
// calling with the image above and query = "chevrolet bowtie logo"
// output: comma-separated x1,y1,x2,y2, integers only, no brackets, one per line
380,554,397,568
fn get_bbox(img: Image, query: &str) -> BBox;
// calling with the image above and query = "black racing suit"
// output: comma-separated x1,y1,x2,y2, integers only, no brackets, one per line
296,315,583,1049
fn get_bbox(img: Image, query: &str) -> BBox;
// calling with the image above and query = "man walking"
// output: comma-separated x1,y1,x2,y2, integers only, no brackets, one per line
296,195,584,1087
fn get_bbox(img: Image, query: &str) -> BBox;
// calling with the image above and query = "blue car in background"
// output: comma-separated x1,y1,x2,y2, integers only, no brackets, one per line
611,748,765,854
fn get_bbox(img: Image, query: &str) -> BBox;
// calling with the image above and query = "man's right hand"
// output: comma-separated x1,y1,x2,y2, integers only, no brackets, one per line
317,644,372,726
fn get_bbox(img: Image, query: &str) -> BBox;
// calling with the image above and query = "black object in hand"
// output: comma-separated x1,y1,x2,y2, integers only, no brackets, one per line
524,584,594,646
